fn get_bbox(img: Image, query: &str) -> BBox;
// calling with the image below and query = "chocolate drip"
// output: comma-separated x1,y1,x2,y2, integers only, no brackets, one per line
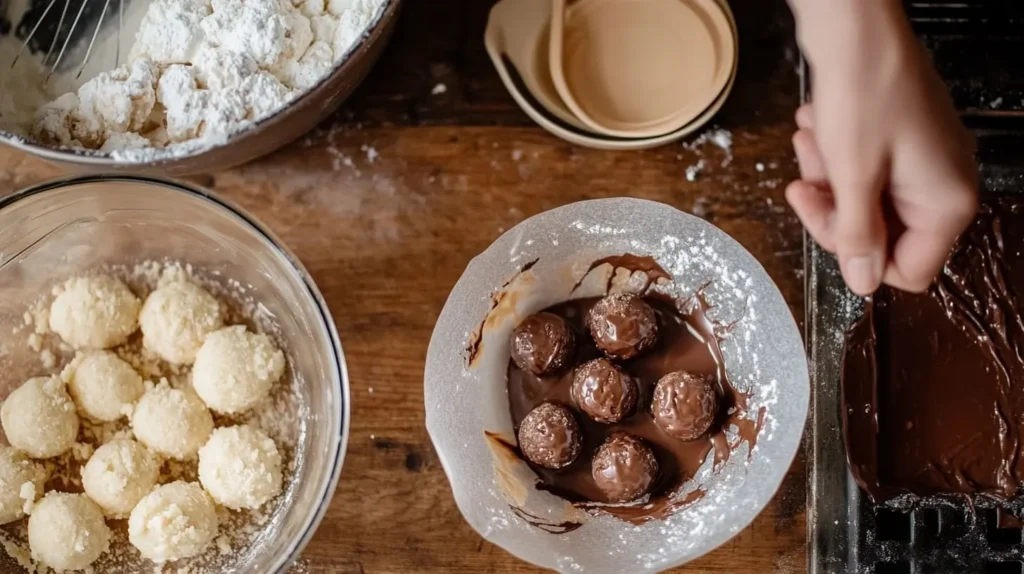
571,254,672,293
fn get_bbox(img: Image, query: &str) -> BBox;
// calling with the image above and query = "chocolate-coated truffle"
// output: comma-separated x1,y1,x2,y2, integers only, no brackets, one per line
651,371,718,441
510,312,576,376
571,358,638,424
518,403,582,470
591,433,659,503
586,294,658,360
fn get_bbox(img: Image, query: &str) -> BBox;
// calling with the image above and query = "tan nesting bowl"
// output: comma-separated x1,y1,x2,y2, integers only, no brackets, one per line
486,0,738,149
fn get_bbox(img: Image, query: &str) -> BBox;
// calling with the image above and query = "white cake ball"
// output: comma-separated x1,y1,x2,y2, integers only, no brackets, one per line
128,481,218,562
192,326,286,414
198,425,282,510
49,275,141,350
81,438,160,518
1,376,79,458
140,280,223,365
28,492,110,571
131,381,213,459
65,351,145,422
0,447,47,525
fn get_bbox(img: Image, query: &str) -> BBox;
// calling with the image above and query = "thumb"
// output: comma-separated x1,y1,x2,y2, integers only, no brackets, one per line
832,170,888,296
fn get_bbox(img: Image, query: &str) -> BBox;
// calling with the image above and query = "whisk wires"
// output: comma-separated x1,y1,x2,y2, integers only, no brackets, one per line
9,0,122,84
48,0,90,82
75,0,111,79
9,0,59,69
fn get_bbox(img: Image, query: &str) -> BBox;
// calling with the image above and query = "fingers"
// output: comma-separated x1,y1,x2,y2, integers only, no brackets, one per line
796,104,815,130
794,101,888,296
883,231,951,292
884,190,978,292
830,167,888,296
793,129,827,182
786,180,837,252
789,127,837,251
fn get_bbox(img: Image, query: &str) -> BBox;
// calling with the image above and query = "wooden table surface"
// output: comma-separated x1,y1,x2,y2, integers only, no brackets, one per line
0,0,807,571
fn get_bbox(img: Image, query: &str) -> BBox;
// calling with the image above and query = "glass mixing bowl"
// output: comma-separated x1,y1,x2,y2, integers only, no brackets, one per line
0,175,349,572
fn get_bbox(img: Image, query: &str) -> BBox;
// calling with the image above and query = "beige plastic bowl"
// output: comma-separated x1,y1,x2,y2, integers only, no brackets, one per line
485,0,737,150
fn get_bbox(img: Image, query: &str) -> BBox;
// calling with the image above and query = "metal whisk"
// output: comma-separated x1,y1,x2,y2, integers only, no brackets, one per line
6,0,124,82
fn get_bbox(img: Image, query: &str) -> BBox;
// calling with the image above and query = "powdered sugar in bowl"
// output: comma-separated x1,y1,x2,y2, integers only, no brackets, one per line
0,176,348,572
0,0,400,175
424,198,808,572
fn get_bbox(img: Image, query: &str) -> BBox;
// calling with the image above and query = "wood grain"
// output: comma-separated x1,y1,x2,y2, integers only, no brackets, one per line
0,0,807,571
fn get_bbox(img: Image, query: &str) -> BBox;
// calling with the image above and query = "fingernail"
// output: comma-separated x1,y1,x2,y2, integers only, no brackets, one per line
843,255,882,296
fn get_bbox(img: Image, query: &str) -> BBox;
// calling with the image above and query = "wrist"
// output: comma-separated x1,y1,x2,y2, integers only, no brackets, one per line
792,0,912,67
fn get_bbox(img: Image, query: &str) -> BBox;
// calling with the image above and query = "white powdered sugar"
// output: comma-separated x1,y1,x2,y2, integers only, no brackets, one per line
0,0,386,161
129,0,211,64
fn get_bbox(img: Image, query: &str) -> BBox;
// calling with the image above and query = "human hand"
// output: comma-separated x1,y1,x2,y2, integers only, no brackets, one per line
786,0,978,296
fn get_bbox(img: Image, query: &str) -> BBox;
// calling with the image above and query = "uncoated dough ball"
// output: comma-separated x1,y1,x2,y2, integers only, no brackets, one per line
131,381,213,459
1,376,80,458
192,326,286,414
140,280,224,365
198,425,282,510
49,275,141,350
28,492,111,571
82,438,160,518
0,447,47,525
129,481,219,563
66,351,145,422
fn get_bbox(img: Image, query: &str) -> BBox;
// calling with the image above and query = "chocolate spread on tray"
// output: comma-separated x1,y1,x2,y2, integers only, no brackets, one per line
843,200,1024,502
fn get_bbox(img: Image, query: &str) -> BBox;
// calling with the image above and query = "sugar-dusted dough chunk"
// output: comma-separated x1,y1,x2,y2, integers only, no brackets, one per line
140,280,223,365
49,275,141,349
192,326,285,414
1,376,79,458
82,438,160,518
65,351,145,422
129,481,218,562
0,447,47,525
28,492,110,571
131,381,213,459
198,425,282,510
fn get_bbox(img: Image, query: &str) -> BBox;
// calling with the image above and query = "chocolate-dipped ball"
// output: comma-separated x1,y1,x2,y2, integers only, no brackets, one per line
591,433,659,503
510,312,576,376
651,371,718,441
571,358,638,424
518,403,582,470
586,294,658,360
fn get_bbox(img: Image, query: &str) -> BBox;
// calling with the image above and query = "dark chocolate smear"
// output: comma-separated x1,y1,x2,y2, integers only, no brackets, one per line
843,200,1024,502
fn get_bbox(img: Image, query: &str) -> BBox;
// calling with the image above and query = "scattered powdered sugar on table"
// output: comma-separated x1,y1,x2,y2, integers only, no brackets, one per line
0,261,308,573
0,0,387,161
683,127,733,168
685,159,705,182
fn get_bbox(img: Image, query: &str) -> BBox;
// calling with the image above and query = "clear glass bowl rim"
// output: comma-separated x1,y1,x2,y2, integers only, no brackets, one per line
0,174,351,573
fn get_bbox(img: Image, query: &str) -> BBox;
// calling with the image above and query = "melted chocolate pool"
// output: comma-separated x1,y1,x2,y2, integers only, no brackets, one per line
506,294,762,523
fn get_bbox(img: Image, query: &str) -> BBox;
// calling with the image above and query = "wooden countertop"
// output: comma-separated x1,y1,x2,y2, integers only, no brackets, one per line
0,0,807,571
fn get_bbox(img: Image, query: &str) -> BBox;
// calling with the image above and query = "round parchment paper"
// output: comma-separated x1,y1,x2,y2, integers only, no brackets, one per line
424,198,808,573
